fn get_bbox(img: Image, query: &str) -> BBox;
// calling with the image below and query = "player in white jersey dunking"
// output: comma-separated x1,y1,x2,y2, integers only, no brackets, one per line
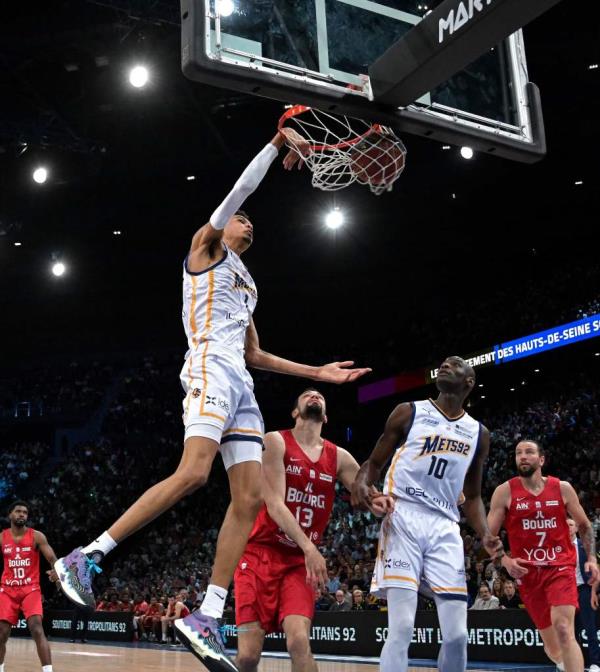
55,126,370,672
352,356,502,672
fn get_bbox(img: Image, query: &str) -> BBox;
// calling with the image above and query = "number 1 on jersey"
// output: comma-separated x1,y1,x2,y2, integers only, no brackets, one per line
427,455,448,479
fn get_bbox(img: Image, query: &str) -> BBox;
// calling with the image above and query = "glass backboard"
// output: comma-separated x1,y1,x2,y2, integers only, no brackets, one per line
181,0,546,161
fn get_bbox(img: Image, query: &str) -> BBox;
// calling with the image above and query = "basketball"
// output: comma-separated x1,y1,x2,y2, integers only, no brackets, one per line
349,135,406,185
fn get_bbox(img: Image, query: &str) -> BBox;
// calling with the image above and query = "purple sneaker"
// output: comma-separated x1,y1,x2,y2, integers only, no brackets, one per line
174,612,237,672
54,547,101,610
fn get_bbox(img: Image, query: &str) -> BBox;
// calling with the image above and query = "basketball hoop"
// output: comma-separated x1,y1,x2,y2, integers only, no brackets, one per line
278,105,407,195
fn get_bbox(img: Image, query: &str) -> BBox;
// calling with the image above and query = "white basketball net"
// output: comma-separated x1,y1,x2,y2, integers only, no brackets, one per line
279,106,407,195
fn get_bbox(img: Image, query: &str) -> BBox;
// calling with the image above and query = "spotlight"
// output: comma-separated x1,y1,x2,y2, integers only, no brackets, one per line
14,242,22,247
325,208,344,229
129,66,149,88
216,0,234,16
52,262,66,277
460,146,474,160
33,167,48,184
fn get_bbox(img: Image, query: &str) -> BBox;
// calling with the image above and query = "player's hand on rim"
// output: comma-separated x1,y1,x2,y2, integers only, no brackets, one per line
279,127,311,171
315,361,372,384
304,544,328,590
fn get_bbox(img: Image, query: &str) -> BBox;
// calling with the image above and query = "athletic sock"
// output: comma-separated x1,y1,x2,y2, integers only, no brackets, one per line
81,531,117,563
199,584,228,619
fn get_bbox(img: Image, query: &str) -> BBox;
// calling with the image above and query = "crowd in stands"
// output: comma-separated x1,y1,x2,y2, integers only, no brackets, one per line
1,289,599,633
0,360,113,420
0,441,47,503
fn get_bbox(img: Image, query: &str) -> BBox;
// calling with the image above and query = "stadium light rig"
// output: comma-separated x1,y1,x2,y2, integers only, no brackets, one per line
325,207,344,230
129,66,149,88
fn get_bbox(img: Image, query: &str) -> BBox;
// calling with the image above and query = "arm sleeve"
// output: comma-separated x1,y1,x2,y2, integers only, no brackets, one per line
209,143,279,230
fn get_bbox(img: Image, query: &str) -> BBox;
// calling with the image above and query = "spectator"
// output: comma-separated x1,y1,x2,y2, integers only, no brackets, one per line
329,590,351,612
326,569,341,594
351,590,366,611
139,596,164,641
499,580,521,609
492,578,504,600
315,588,333,611
470,585,500,610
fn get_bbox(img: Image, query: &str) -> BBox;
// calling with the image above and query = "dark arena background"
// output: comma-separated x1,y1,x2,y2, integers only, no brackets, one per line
1,2,599,671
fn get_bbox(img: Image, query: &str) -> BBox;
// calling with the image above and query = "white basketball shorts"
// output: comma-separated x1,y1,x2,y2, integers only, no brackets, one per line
371,500,468,601
180,343,263,471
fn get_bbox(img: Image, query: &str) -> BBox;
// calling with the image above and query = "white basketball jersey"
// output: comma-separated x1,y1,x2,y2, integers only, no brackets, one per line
383,399,481,522
182,245,258,357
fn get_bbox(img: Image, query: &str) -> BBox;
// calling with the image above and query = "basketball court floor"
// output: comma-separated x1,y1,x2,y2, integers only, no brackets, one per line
7,638,558,671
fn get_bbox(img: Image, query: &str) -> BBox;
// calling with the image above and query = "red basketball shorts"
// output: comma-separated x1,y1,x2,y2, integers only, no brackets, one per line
517,565,579,630
0,585,43,625
234,544,315,634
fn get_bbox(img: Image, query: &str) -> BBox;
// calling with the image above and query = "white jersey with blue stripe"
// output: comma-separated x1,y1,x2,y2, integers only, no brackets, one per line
383,399,481,522
182,245,257,358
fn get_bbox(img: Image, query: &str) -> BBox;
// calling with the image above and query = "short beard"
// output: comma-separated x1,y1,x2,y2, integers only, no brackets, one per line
14,519,26,527
518,465,536,478
300,403,325,422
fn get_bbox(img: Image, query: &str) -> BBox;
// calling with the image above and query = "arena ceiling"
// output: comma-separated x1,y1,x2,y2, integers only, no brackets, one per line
0,1,598,360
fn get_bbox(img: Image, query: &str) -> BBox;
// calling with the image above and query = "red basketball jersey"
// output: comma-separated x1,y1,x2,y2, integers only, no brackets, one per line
504,476,575,567
1,528,40,588
248,429,338,554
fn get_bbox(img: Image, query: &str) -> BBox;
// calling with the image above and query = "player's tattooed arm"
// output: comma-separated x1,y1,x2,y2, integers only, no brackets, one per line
350,402,413,510
561,480,599,583
34,530,60,583
463,425,503,561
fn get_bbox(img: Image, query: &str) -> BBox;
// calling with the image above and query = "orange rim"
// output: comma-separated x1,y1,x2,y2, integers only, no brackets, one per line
278,105,386,152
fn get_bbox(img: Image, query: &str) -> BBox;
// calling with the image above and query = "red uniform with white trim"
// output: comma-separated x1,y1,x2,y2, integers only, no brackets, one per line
504,476,578,629
0,527,43,625
235,429,337,633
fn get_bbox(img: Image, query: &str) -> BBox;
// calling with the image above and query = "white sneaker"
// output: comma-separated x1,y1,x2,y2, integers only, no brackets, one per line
588,664,600,672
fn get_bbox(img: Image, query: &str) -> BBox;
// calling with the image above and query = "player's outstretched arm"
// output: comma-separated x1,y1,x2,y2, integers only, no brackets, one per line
350,402,413,510
262,432,328,589
244,318,371,384
34,530,60,583
561,480,600,584
187,131,288,270
462,426,503,561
